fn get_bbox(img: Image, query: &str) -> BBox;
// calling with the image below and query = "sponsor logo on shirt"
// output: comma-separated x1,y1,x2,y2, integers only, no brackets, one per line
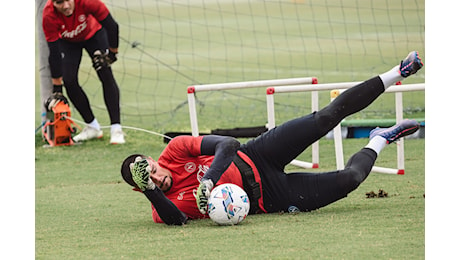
61,20,87,39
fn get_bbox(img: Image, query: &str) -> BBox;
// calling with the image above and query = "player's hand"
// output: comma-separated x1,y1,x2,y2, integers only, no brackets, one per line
93,50,117,71
196,179,214,214
44,92,69,111
92,50,105,71
129,157,156,191
106,50,118,64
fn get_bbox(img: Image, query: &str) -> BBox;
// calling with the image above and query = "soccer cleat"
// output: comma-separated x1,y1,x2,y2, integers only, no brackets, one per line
369,119,420,144
110,128,125,144
399,51,424,77
73,126,103,142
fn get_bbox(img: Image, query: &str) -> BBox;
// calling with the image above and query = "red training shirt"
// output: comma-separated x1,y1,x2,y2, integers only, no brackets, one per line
42,0,110,43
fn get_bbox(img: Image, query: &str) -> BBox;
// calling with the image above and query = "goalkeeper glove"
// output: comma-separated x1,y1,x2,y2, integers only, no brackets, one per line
106,50,118,64
92,50,117,71
44,91,69,111
129,157,156,191
196,179,214,214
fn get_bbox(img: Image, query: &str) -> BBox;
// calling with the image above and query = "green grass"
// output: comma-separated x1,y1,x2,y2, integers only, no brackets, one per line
35,134,424,259
35,0,424,259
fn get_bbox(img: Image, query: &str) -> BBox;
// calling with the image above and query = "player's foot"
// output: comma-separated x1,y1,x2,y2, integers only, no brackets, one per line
399,51,424,77
73,126,103,142
369,119,420,144
110,128,125,144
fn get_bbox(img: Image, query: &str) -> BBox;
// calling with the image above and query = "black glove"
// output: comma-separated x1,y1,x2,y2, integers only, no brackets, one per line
92,50,105,71
93,50,117,71
106,50,118,65
45,92,69,111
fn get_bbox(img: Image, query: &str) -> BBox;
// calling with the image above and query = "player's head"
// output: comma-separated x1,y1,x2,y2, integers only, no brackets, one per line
121,154,146,188
52,0,75,17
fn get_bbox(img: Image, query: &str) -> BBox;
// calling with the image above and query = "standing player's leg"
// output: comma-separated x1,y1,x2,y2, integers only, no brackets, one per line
86,29,125,144
60,41,104,142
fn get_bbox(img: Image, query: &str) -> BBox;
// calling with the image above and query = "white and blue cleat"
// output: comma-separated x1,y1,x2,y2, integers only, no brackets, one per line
399,51,424,78
369,119,420,144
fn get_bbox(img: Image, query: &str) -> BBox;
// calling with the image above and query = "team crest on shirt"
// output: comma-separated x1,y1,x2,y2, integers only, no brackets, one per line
184,162,196,173
78,14,86,22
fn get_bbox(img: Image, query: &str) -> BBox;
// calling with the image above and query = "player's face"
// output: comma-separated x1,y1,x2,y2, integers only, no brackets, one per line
53,0,75,17
146,157,173,192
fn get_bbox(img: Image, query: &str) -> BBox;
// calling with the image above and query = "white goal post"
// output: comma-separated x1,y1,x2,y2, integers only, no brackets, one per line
266,82,425,174
187,77,318,136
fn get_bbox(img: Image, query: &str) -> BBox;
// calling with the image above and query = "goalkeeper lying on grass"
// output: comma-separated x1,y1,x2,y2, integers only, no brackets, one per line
121,51,423,225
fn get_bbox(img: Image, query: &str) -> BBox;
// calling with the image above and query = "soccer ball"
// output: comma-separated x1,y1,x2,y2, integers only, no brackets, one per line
207,183,250,225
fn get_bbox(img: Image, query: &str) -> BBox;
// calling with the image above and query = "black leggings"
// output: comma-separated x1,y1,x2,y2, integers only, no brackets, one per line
59,29,120,125
240,76,384,213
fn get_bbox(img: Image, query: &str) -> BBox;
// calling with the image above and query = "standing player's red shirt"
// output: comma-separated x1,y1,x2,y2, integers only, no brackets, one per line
152,136,265,223
42,0,110,43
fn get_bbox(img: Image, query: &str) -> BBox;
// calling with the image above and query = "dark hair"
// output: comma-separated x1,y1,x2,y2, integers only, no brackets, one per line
120,154,145,188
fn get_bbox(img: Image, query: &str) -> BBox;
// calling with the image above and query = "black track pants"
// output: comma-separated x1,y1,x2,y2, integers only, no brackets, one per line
241,76,384,212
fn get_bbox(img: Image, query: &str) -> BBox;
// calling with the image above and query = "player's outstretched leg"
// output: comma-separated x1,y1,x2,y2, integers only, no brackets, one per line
315,51,423,136
242,52,423,172
338,119,421,193
282,119,420,213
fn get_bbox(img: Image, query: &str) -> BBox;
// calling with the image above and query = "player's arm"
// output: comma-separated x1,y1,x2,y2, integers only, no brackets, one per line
43,40,69,111
130,157,187,225
200,135,241,184
47,40,64,92
99,13,119,59
195,135,240,213
99,13,118,51
143,189,188,225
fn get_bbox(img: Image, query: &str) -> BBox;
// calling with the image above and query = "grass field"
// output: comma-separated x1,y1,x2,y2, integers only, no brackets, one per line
33,0,427,259
35,134,425,259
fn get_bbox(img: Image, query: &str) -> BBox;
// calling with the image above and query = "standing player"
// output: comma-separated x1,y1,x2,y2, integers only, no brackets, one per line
120,51,423,225
42,0,125,144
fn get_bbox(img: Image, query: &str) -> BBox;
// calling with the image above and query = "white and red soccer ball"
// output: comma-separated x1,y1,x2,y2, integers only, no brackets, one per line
207,183,250,225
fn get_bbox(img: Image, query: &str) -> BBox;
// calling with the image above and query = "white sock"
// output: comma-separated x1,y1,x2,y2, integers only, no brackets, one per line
111,123,122,132
365,136,388,155
88,118,100,131
379,65,404,89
